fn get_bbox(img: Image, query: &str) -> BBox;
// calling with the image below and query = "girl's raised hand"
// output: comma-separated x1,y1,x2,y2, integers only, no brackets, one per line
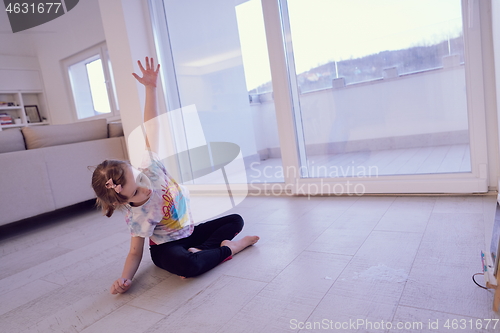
132,57,160,87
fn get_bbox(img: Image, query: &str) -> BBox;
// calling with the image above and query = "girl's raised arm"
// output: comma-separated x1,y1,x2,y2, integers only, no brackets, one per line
132,57,161,152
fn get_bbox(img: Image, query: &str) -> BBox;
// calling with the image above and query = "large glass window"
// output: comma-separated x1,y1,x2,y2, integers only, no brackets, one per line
64,43,119,120
150,0,283,185
282,0,470,178
149,0,489,194
288,0,464,92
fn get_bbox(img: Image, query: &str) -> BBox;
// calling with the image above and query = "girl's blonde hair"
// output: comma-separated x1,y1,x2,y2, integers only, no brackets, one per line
91,160,130,217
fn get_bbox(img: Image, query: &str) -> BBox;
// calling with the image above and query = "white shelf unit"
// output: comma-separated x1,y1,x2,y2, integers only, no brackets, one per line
0,91,49,131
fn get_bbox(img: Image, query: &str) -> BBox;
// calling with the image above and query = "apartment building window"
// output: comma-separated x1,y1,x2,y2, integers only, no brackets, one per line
63,43,119,120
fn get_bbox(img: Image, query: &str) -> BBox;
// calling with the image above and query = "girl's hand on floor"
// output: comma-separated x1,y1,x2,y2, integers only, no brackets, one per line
132,57,160,87
110,277,132,294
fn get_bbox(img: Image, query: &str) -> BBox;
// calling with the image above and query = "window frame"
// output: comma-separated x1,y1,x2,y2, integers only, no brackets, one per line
62,42,120,122
258,0,489,194
148,0,490,194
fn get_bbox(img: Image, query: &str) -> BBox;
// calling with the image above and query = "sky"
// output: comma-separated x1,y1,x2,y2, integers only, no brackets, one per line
235,0,463,91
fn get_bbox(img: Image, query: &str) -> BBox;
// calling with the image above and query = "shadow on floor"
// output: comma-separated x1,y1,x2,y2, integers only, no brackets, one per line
0,199,99,242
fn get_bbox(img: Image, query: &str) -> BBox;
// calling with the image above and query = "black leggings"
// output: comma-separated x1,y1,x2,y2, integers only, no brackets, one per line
149,214,244,278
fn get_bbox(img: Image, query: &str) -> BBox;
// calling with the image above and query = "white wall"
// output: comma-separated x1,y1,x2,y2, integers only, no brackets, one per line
98,0,162,164
0,8,36,57
0,14,44,118
0,0,107,125
30,0,107,124
0,55,43,91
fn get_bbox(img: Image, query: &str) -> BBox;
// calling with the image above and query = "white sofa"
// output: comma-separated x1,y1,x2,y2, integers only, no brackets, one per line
0,119,128,226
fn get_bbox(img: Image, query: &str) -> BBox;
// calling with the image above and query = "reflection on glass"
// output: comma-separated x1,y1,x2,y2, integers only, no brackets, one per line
159,0,283,184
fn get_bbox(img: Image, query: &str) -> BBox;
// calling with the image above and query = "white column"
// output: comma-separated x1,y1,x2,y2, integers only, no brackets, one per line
97,0,157,158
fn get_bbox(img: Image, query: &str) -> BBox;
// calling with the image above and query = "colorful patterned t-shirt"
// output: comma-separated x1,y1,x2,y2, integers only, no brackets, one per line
125,151,194,244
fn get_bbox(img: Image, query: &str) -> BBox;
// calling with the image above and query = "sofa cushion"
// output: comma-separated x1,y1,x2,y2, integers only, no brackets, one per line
22,118,108,149
0,149,55,225
108,121,124,137
43,137,128,209
0,128,26,153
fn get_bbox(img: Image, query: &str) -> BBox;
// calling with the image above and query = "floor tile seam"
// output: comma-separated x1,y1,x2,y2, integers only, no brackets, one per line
35,248,129,286
369,229,426,236
0,226,78,249
249,209,343,237
17,296,109,333
37,276,64,287
298,292,401,333
212,295,310,333
0,234,118,267
297,199,327,216
0,235,131,295
0,260,62,283
78,303,168,333
335,212,389,261
301,201,365,252
392,303,499,321
429,211,487,217
259,248,304,286
227,245,344,320
0,210,107,244
370,196,405,232
143,282,212,320
300,249,354,260
2,229,128,269
298,250,360,327
390,198,436,323
220,272,275,284
123,303,172,317
0,280,65,319
208,274,271,333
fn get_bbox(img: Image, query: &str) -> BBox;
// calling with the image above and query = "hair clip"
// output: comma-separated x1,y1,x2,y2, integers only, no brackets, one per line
105,178,122,194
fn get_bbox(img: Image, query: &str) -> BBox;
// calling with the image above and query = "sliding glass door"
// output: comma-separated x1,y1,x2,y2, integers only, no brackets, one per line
150,0,489,194
266,0,488,194
284,0,470,177
149,0,284,189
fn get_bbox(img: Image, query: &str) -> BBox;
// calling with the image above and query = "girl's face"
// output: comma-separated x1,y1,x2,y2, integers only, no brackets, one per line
121,165,152,206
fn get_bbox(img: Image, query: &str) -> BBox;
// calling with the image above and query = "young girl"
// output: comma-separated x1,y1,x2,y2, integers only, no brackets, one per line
91,57,259,294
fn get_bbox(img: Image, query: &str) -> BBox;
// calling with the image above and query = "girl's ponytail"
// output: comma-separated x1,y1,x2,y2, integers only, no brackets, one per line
90,160,130,217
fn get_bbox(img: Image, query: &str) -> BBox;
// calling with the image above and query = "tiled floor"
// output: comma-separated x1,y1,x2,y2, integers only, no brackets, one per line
1,194,499,332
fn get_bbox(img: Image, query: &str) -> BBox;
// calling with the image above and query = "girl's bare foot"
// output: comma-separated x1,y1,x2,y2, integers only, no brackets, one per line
188,247,202,253
221,236,259,255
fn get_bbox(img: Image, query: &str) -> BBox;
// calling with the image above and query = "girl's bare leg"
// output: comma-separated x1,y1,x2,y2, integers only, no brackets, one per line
221,236,260,255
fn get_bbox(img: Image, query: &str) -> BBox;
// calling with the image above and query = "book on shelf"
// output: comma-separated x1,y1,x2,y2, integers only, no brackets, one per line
0,113,13,125
0,102,16,107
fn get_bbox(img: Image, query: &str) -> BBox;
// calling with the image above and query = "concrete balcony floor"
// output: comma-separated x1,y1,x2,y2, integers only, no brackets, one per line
246,143,471,183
